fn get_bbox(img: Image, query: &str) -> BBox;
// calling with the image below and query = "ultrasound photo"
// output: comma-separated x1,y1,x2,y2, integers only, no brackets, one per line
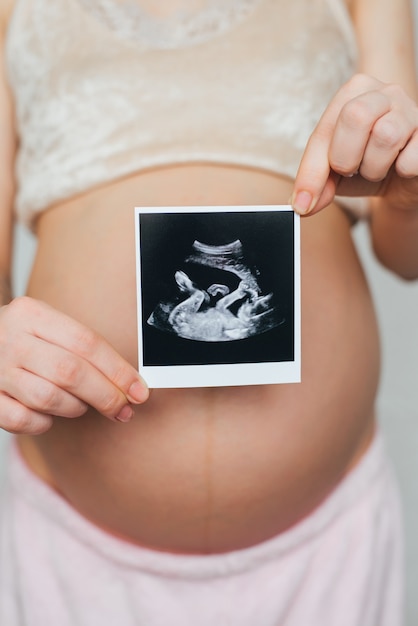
135,206,300,388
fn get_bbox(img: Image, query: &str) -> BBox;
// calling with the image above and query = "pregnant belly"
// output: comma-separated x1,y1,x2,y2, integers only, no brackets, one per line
20,165,380,553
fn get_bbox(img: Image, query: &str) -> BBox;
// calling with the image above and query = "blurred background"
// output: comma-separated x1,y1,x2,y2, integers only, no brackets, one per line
1,2,418,624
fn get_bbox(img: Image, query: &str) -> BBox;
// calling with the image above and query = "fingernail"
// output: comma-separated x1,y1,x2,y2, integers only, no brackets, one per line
115,405,133,423
291,191,316,215
127,380,149,404
345,169,359,178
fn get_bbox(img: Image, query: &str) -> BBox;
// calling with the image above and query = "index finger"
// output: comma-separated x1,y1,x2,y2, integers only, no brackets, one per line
291,74,385,215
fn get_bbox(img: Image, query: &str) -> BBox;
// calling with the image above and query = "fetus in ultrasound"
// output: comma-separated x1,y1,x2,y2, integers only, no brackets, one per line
147,239,283,342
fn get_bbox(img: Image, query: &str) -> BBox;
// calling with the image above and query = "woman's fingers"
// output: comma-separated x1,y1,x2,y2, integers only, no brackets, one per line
358,109,411,181
328,90,394,178
3,366,88,418
330,85,416,182
291,74,377,213
393,130,418,178
25,303,146,400
12,298,148,402
0,297,149,432
12,335,134,420
292,74,418,215
0,392,54,435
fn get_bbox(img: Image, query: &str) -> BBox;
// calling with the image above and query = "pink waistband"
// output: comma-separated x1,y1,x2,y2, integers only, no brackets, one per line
7,430,390,580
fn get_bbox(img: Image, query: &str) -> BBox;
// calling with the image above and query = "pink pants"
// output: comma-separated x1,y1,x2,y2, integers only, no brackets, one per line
0,431,404,626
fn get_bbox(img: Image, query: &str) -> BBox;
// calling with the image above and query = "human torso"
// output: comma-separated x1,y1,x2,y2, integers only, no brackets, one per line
6,0,358,226
9,0,379,554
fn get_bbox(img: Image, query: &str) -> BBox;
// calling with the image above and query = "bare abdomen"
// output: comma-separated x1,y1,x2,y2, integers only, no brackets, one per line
21,165,379,553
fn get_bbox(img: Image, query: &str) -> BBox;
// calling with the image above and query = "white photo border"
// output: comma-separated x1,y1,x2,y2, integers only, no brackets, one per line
135,205,301,388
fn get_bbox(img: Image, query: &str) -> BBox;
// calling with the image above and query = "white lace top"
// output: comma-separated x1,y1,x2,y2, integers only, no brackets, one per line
5,0,361,228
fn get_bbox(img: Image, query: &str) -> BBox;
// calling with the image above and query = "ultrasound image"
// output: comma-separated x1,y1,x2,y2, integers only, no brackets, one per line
147,239,283,342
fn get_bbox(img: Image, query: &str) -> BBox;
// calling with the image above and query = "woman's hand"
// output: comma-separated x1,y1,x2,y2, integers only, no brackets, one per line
292,73,418,216
0,297,149,434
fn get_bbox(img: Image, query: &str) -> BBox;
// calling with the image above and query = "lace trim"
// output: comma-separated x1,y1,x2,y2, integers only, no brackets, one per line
76,0,263,48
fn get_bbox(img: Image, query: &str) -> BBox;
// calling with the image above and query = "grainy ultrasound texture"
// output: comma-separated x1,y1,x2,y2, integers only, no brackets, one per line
147,239,283,341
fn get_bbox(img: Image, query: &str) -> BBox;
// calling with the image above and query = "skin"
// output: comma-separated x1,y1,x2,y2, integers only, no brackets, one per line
0,0,417,554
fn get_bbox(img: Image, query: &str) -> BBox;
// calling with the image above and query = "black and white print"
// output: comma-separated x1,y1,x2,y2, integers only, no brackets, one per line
135,205,300,388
